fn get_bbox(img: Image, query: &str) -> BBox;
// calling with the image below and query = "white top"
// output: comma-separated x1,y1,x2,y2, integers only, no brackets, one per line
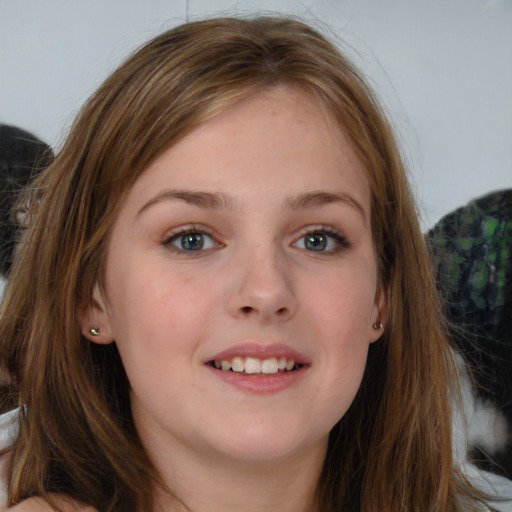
0,409,511,511
0,409,19,509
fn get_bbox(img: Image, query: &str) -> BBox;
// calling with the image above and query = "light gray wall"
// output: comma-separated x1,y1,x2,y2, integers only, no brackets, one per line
1,0,511,228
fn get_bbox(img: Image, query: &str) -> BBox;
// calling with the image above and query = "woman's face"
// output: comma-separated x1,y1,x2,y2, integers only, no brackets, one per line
84,86,385,469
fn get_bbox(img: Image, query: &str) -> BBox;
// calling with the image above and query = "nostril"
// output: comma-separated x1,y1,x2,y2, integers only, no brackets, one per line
237,305,290,317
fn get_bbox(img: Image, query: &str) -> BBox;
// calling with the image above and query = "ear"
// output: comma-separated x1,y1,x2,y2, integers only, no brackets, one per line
369,284,388,344
77,283,114,345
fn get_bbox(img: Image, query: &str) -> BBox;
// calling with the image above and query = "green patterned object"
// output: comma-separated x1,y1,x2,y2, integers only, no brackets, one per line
428,190,511,328
427,189,512,477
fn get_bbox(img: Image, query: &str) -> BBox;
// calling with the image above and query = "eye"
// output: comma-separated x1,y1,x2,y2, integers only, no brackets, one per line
293,228,350,253
164,229,219,252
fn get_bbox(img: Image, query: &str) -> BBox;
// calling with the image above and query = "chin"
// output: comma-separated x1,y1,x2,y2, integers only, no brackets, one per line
202,419,330,465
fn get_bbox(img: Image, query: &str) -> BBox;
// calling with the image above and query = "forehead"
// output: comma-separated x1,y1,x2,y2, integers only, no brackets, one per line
123,86,370,215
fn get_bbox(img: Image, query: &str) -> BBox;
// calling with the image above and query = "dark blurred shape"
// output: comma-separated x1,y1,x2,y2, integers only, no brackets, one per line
428,189,512,478
0,124,53,277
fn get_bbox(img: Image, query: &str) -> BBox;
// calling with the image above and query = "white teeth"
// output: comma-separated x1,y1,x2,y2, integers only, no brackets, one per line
261,358,278,374
213,356,299,374
232,357,244,372
244,357,261,374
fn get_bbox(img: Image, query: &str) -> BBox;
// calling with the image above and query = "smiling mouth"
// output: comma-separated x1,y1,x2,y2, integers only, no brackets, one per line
208,356,304,376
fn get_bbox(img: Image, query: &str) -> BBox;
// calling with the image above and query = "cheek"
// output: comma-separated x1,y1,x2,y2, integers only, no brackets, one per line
106,260,221,367
307,261,377,339
304,265,376,412
313,319,370,427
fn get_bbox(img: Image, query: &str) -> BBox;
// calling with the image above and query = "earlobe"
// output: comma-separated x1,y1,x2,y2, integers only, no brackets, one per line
77,284,114,345
369,285,389,343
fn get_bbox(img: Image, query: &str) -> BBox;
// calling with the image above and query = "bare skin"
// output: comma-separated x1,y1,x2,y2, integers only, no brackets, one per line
6,496,96,511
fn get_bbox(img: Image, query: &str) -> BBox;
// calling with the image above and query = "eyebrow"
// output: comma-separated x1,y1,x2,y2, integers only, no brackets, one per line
137,190,236,216
285,191,366,221
137,188,366,221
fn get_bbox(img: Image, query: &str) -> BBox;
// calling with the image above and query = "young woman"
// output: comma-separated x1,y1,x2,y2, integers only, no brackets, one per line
0,16,506,512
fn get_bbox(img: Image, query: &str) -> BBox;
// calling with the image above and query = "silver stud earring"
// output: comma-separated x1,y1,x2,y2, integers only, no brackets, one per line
372,322,383,330
89,327,100,336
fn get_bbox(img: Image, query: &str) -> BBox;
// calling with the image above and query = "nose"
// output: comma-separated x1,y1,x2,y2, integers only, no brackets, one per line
225,245,298,323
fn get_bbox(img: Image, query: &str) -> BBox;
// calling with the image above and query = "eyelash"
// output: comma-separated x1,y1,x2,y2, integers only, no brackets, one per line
161,224,350,255
162,225,221,254
293,225,351,254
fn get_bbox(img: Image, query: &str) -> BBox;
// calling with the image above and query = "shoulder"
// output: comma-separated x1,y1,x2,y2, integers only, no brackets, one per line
4,496,97,511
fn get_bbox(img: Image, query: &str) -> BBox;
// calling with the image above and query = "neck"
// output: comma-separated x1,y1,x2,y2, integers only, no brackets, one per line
150,439,326,512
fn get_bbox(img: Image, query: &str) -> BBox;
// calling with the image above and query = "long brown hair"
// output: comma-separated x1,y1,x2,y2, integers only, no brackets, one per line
0,16,482,511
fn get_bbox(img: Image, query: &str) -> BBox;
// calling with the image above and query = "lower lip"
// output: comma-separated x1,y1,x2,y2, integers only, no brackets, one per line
206,365,309,394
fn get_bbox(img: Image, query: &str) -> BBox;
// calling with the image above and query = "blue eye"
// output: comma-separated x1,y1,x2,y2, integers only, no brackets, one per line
166,231,218,252
303,233,328,251
294,230,349,253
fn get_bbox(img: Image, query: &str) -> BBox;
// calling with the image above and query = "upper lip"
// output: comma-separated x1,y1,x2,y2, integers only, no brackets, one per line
206,343,310,365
